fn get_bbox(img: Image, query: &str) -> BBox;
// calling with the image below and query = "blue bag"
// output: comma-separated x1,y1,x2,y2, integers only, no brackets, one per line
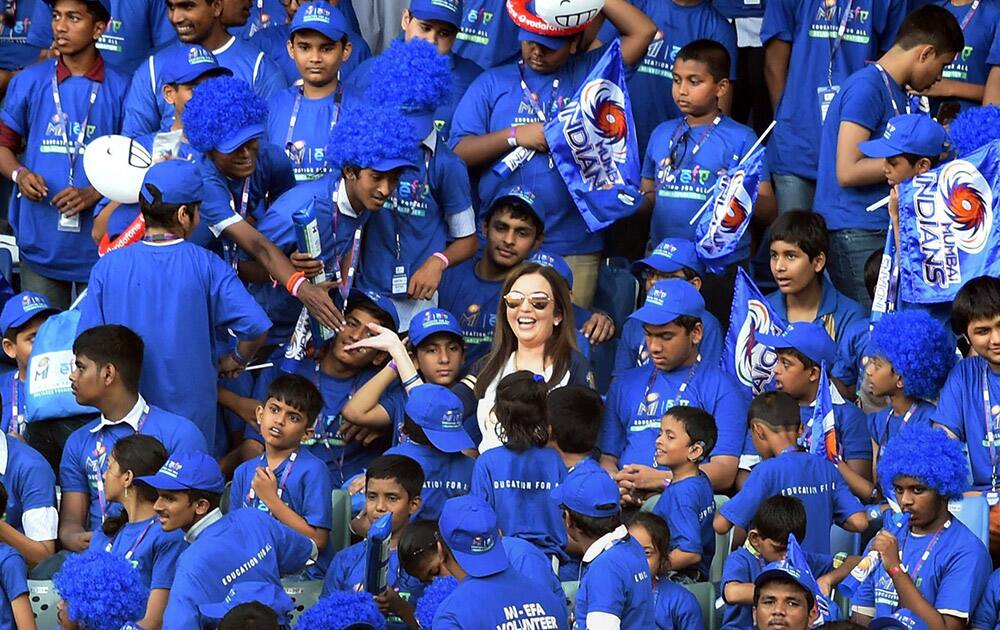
25,308,99,422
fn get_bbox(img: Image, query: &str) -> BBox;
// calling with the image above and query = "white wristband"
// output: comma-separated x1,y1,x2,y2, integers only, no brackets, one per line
11,167,23,184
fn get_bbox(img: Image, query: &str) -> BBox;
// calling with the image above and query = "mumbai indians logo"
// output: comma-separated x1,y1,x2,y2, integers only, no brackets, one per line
558,79,629,189
187,46,214,65
303,3,331,22
735,300,779,394
701,172,750,255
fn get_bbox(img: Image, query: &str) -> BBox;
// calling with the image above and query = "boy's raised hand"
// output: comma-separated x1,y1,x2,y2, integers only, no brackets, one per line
343,322,403,354
252,466,280,504
14,169,47,201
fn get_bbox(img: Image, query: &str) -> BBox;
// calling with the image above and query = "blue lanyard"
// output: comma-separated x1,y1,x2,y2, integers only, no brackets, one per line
50,62,101,187
387,148,433,262
960,0,981,31
872,63,911,117
330,188,363,300
982,364,998,490
93,408,151,521
106,518,156,561
284,82,344,156
516,60,561,122
8,377,22,437
826,0,856,86
656,117,722,186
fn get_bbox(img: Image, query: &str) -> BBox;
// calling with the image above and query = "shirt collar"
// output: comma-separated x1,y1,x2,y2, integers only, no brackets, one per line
212,36,236,55
185,508,223,543
91,395,148,433
55,54,106,84
335,178,360,219
422,129,438,153
582,524,628,564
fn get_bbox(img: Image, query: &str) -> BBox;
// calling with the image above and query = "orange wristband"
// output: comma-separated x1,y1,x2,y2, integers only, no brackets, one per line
285,271,306,294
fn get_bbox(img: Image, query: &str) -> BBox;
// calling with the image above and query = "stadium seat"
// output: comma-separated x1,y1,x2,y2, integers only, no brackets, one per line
948,492,990,548
282,579,324,624
220,481,232,514
711,495,731,583
829,524,861,557
28,580,59,629
591,257,640,393
681,581,720,630
331,489,353,553
561,580,579,618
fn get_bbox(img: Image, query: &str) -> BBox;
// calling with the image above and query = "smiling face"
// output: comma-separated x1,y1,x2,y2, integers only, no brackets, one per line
329,307,387,369
211,138,259,179
153,490,205,532
654,413,700,468
257,396,314,450
484,207,541,269
415,333,464,386
288,30,351,88
504,273,561,350
167,0,222,43
965,314,1000,369
345,167,403,212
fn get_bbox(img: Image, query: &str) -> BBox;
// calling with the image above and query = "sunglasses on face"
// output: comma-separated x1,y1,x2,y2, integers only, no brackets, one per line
503,291,554,310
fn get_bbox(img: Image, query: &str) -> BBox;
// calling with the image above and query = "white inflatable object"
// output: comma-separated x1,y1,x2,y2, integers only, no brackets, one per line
535,0,604,29
82,135,152,204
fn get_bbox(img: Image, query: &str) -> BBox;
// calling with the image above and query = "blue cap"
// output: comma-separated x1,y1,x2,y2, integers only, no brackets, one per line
159,45,233,86
216,122,266,154
408,308,463,347
528,250,573,289
289,2,349,42
756,322,836,367
488,184,546,226
135,451,226,494
633,238,705,276
44,0,111,15
439,496,509,577
754,560,816,603
551,467,620,518
347,289,400,332
197,582,295,623
0,291,57,335
140,159,204,206
870,609,927,630
405,384,473,453
859,114,947,159
409,0,462,28
629,279,705,326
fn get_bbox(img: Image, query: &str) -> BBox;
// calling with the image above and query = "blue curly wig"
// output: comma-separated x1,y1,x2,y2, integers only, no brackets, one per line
295,591,386,630
877,424,969,499
414,576,458,628
366,39,453,113
949,105,1000,158
868,310,956,401
325,103,420,172
54,551,148,630
182,76,268,153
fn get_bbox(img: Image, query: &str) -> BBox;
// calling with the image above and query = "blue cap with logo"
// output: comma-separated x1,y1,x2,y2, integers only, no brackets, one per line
347,289,400,333
44,0,111,15
198,582,295,623
217,122,266,154
405,384,473,452
629,279,705,326
754,559,816,605
0,291,58,335
528,250,573,289
289,2,349,42
870,609,927,630
551,467,620,518
408,308,463,347
135,451,226,494
859,113,947,159
488,183,546,227
633,238,705,276
756,322,836,367
409,0,462,28
140,159,204,206
160,45,233,86
439,495,509,577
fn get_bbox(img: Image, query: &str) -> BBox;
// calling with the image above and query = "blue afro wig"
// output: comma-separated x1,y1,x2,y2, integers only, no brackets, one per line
295,591,386,630
54,551,148,630
182,76,268,153
949,105,1000,158
326,103,420,172
366,39,453,113
414,576,458,629
868,309,956,401
877,424,969,499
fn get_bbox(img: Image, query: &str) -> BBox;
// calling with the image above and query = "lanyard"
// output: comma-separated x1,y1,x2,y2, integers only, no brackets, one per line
899,519,951,585
879,403,918,447
826,0,856,86
247,450,299,503
872,63,910,117
330,201,363,300
8,377,21,437
50,63,101,187
284,83,344,154
982,364,999,490
516,60,561,123
657,117,722,186
960,0,981,30
389,148,433,262
644,358,700,403
93,408,151,521
106,518,156,561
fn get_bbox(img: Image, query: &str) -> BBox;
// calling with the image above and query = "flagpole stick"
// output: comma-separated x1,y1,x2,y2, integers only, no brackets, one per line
866,194,891,212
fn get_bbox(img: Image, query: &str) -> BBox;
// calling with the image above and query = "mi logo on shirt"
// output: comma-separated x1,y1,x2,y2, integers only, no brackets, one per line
464,8,493,25
815,3,869,24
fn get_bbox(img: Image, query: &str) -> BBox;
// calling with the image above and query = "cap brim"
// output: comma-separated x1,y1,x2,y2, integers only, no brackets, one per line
410,326,463,348
217,123,266,154
2,307,59,334
409,7,461,28
367,157,417,172
628,304,683,326
289,23,347,42
518,28,572,50
451,543,509,577
632,256,685,275
168,65,233,86
135,472,192,492
754,568,813,599
424,427,475,453
858,138,901,158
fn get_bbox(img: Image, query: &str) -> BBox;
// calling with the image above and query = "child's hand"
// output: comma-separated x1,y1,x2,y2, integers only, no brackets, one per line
870,529,901,571
374,587,414,618
252,466,280,503
888,186,900,224
816,574,833,597
343,322,403,354
616,464,667,493
290,251,325,279
217,354,245,379
347,473,366,496
581,312,615,343
514,123,549,153
14,169,47,201
408,257,446,300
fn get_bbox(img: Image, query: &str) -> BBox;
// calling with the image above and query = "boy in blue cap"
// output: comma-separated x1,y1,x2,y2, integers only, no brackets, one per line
432,494,569,629
599,278,749,497
0,0,129,309
137,451,316,630
554,466,653,629
0,291,58,437
752,556,820,630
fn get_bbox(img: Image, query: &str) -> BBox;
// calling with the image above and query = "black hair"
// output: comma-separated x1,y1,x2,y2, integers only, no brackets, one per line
671,315,703,334
863,249,883,301
494,371,549,451
366,454,424,501
894,5,964,55
138,183,200,230
401,415,431,447
484,198,544,238
266,374,324,429
398,519,440,577
219,602,280,630
775,347,819,372
753,573,815,611
187,489,222,512
750,495,807,545
564,507,621,540
952,275,1000,336
899,151,942,168
346,294,397,332
102,435,169,538
3,312,53,343
663,405,717,461
674,39,731,83
547,386,602,455
769,210,829,261
748,391,802,432
626,512,670,577
72,324,144,394
69,0,111,24
818,622,866,630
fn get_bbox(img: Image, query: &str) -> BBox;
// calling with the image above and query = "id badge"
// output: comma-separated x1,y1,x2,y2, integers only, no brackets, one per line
817,85,840,123
391,265,409,297
58,212,81,233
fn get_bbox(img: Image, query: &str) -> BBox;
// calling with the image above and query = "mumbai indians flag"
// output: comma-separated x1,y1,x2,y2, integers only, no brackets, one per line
801,363,838,462
869,228,898,324
785,535,839,624
898,139,1000,303
721,269,787,396
694,145,766,270
543,39,641,232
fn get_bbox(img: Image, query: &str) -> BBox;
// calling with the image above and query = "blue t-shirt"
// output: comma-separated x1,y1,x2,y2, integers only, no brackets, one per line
266,86,344,183
249,22,370,86
761,0,905,179
471,445,567,559
765,275,866,345
122,39,287,136
78,241,272,451
933,356,1000,490
0,0,42,71
642,115,758,263
0,544,28,630
0,435,56,537
162,508,314,630
59,407,209,531
450,50,609,256
90,516,187,590
384,441,473,520
867,401,935,450
798,397,872,462
711,0,765,18
575,532,654,630
322,542,425,630
652,472,716,579
853,517,991,619
433,566,568,629
600,361,750,467
721,450,863,553
452,0,520,70
971,567,1000,630
613,312,724,378
654,578,704,630
831,317,870,388
931,0,1000,115
0,372,26,436
437,256,501,370
501,536,567,619
229,0,288,40
2,58,129,282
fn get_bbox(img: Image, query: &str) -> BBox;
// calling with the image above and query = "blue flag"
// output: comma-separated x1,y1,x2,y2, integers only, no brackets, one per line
721,269,787,396
801,363,839,462
898,139,1000,303
869,228,898,325
784,535,839,624
694,145,766,272
543,39,641,232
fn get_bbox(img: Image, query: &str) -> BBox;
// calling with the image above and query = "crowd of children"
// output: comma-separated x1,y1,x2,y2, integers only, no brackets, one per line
0,0,1000,628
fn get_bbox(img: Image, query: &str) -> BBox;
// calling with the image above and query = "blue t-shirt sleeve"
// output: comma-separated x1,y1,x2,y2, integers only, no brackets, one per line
448,73,494,148
598,380,626,459
26,1,53,48
720,466,769,529
877,0,908,52
583,562,628,617
266,513,314,574
161,560,204,630
58,432,90,494
656,586,704,630
641,126,660,180
434,150,474,219
148,0,176,49
708,378,750,458
207,255,272,340
830,466,864,523
653,487,703,556
470,457,494,505
721,550,753,592
122,58,163,137
933,543,992,615
838,72,885,133
252,54,288,100
299,461,334,530
932,364,967,440
231,464,250,509
0,551,28,604
262,144,296,198
174,423,210,454
990,23,1000,66
0,70,32,136
972,568,1000,629
17,455,56,512
150,531,187,591
838,404,872,461
760,0,797,44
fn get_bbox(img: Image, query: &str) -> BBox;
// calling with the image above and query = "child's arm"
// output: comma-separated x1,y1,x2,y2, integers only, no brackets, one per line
340,365,396,429
837,458,877,502
217,386,261,430
91,201,119,245
722,581,755,606
713,511,734,535
816,555,862,596
598,0,657,67
252,467,329,550
840,510,870,533
57,492,92,552
343,323,424,394
0,146,46,202
140,589,170,630
0,521,54,567
700,456,739,493
219,332,268,380
916,78,985,104
667,549,701,572
986,66,1000,105
408,235,478,301
763,39,791,110
835,122,888,187
10,593,36,630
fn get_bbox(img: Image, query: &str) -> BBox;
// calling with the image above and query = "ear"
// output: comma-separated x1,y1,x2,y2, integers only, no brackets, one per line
400,9,411,31
918,44,937,63
688,440,706,463
194,497,212,516
162,83,177,104
716,77,730,99
255,404,265,427
121,468,135,488
811,251,827,274
808,365,821,383
747,529,761,548
1,338,15,361
92,18,108,41
915,157,934,175
689,276,703,291
286,39,295,60
408,494,423,516
302,426,315,442
342,40,353,63
102,362,117,387
211,0,225,18
690,322,704,346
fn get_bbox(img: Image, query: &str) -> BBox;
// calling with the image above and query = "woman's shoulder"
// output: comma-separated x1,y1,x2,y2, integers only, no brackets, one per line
566,350,595,388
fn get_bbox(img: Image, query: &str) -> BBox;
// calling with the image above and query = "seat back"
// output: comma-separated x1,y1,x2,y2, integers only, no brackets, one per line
681,581,720,630
949,493,990,547
330,489,353,553
711,495,731,583
28,580,60,629
282,579,324,624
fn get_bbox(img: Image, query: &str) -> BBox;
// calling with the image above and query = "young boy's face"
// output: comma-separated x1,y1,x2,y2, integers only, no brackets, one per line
643,320,701,372
51,0,106,56
154,490,206,531
965,315,1000,369
346,167,402,212
484,207,541,270
365,476,420,535
672,58,725,118
864,355,901,399
415,333,464,386
654,413,699,469
330,307,386,369
909,49,958,93
401,11,457,55
69,354,105,407
167,0,222,44
749,530,789,564
893,475,943,532
163,73,217,119
770,240,823,295
883,155,925,188
212,138,259,179
1,314,49,373
288,31,352,88
773,350,817,402
257,396,314,450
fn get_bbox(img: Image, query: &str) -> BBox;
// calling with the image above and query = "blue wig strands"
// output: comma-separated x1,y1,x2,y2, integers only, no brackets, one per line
182,76,268,153
868,310,956,401
366,39,453,114
415,576,459,628
295,590,387,630
53,551,149,630
325,103,421,173
949,105,1000,158
877,424,969,499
